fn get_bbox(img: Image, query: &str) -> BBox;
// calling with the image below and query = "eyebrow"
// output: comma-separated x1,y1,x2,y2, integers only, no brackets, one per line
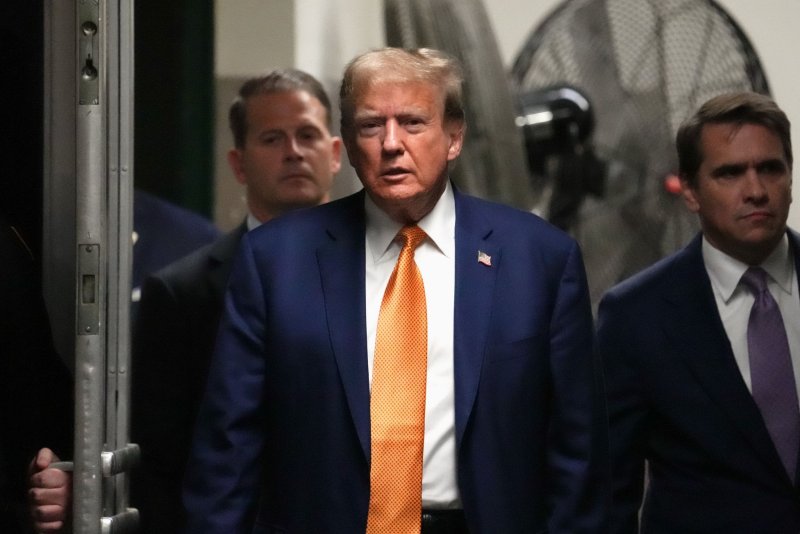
256,122,324,135
710,158,787,177
354,105,430,120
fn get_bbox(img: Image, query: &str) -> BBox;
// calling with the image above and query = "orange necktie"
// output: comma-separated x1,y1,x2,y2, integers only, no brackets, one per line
366,225,428,534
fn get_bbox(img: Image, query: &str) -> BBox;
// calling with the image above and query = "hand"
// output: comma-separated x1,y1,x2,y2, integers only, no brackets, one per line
28,448,72,533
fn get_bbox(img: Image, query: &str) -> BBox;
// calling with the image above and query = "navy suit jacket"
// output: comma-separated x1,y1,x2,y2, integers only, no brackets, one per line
184,189,608,533
599,231,800,534
132,224,246,533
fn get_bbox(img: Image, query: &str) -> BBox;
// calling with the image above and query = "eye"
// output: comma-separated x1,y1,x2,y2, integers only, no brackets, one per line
403,117,426,132
260,133,282,146
758,160,787,175
298,128,322,142
358,121,382,136
712,165,744,180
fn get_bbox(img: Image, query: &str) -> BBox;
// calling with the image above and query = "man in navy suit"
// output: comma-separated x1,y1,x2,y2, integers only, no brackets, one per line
599,91,799,533
183,47,607,533
131,69,342,533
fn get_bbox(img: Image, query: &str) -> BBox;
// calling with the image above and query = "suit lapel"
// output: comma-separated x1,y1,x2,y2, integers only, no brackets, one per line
452,192,499,446
667,235,789,479
316,193,371,459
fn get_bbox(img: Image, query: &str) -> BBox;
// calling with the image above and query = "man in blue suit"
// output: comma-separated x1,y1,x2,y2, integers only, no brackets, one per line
599,92,799,533
132,69,342,534
184,47,607,533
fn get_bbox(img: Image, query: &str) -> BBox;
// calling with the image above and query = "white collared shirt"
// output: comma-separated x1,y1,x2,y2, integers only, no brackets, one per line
246,213,262,231
703,234,800,402
364,181,460,508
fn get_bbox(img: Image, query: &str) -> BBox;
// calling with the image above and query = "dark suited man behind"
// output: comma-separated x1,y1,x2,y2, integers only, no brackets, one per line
183,47,608,533
599,91,799,533
130,69,341,533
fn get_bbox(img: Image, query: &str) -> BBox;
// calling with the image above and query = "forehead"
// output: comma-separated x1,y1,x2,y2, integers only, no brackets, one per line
699,122,786,165
245,90,328,129
353,80,444,115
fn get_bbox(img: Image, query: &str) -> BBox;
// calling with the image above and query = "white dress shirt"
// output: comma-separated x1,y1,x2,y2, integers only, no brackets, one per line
703,234,800,402
364,181,460,508
246,212,261,231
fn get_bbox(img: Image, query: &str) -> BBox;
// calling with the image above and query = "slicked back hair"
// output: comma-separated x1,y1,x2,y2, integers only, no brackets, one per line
677,91,792,186
229,69,332,149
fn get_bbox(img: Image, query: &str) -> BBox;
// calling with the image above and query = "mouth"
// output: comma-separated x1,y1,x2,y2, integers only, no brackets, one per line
740,210,773,222
380,167,412,180
280,171,313,181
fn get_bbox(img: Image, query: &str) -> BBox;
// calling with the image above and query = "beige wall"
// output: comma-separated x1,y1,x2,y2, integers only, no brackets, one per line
213,1,295,230
212,0,383,231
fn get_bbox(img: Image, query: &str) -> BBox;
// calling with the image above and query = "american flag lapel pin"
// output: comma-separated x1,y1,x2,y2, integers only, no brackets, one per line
477,250,492,267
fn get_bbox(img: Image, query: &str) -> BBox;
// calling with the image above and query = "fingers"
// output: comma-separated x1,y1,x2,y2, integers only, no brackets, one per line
29,447,60,474
30,503,67,533
29,464,70,492
29,481,71,533
28,456,72,534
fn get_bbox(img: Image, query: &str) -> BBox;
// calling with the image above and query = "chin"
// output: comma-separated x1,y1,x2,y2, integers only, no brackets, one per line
279,191,323,208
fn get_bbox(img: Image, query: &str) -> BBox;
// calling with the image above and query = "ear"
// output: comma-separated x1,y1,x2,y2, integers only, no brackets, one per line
227,148,247,186
680,175,700,213
446,120,465,161
330,136,343,174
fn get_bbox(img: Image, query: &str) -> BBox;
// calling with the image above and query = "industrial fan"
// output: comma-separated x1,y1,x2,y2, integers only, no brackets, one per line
511,0,770,307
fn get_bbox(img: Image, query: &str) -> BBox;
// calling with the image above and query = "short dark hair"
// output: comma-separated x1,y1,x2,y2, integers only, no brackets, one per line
677,91,792,186
338,47,465,139
229,69,332,149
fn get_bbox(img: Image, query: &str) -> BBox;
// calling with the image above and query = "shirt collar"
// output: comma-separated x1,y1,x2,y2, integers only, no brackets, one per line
365,180,456,264
702,232,793,302
246,212,262,231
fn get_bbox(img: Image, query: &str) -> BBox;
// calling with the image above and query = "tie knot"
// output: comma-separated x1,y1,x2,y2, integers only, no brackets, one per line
741,266,769,296
398,225,427,252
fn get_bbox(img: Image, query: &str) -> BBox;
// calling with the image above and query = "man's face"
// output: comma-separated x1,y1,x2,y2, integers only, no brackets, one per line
681,122,792,265
345,81,463,223
228,90,341,222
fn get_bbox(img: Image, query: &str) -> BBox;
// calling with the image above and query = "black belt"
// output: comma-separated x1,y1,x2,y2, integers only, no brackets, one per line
421,509,468,534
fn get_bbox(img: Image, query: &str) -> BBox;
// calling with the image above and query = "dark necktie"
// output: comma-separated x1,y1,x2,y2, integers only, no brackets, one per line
741,266,800,481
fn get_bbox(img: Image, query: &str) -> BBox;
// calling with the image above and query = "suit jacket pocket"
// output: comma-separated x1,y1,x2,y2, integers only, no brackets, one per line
485,334,546,364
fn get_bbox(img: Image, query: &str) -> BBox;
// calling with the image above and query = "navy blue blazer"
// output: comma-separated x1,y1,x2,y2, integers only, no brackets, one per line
132,224,246,533
599,231,800,534
183,188,608,533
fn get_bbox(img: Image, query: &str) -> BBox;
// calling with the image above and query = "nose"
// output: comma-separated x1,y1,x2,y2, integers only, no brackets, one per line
743,168,768,203
284,136,303,161
381,119,403,155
